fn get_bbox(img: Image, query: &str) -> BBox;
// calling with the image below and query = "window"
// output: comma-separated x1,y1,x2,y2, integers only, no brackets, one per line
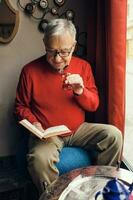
123,0,133,170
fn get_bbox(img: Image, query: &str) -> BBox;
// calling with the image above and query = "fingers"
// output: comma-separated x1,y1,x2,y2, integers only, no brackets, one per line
62,73,84,95
33,122,45,132
65,74,84,88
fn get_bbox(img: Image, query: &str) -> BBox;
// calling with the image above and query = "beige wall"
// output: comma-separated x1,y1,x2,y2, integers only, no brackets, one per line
0,1,44,156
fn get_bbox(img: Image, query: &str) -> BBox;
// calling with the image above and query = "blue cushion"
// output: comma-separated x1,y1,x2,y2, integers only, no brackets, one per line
56,147,92,175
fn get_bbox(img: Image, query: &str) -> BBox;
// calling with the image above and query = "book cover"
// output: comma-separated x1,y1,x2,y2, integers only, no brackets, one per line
19,119,71,139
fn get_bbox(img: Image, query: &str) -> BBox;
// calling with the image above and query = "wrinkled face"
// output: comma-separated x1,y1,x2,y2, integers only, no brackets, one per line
45,32,76,71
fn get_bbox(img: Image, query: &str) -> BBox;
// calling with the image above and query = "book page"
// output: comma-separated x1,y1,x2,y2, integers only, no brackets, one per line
43,125,71,137
19,119,44,139
19,119,71,139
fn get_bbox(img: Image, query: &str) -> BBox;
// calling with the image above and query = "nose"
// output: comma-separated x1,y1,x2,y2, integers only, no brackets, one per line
54,53,62,61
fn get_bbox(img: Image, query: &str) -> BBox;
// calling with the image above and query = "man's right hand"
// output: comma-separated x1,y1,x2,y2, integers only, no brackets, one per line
33,122,45,132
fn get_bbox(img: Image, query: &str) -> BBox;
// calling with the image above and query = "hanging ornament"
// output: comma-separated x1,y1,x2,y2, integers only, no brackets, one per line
39,0,48,9
24,3,36,15
38,19,48,32
51,7,58,15
54,0,65,7
65,10,75,20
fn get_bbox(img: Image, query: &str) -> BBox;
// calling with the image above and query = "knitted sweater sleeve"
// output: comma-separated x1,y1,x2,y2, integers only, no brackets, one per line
14,67,38,123
74,62,99,112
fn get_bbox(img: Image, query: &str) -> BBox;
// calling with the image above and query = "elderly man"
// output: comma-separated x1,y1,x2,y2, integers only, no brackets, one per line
14,18,122,194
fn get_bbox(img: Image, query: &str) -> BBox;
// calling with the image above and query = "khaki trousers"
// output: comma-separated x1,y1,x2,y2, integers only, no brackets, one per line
27,122,123,194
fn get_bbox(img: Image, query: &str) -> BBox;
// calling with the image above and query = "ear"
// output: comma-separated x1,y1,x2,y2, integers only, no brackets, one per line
73,41,77,48
73,41,77,53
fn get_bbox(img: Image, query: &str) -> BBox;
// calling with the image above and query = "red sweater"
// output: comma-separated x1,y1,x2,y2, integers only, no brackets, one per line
15,56,99,136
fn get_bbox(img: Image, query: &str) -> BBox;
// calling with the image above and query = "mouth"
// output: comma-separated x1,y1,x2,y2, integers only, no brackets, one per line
54,62,64,68
54,62,63,65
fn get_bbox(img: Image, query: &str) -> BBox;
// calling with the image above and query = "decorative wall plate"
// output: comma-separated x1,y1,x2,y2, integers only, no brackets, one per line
54,0,65,7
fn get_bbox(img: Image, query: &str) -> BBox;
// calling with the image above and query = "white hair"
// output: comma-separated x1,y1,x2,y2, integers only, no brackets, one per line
43,18,76,43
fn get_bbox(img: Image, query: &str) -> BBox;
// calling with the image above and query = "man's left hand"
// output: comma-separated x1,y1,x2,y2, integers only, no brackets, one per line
65,74,84,95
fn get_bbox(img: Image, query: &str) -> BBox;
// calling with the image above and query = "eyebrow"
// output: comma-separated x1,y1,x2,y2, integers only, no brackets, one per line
46,48,72,52
46,46,73,51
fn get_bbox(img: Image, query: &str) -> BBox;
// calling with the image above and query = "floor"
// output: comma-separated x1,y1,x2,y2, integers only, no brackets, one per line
123,59,133,170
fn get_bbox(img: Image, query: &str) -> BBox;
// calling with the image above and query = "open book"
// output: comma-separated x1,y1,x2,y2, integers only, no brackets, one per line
19,119,71,139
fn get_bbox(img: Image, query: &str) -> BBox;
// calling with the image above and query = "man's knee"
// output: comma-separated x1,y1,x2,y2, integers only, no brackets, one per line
97,124,123,151
27,146,59,171
107,124,122,139
105,125,123,148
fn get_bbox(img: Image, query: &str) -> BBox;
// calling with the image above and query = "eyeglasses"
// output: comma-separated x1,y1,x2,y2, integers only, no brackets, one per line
46,45,74,57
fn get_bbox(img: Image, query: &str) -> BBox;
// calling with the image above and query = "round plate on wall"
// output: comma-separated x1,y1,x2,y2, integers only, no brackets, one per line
54,0,65,7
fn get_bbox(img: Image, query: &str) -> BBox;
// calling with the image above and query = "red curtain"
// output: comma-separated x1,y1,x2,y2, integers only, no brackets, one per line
86,0,127,134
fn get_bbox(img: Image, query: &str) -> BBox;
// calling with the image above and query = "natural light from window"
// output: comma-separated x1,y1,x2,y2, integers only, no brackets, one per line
123,0,133,170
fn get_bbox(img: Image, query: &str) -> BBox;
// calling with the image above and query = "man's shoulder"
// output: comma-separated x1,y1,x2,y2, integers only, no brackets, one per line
72,56,90,65
23,55,46,71
71,56,91,68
